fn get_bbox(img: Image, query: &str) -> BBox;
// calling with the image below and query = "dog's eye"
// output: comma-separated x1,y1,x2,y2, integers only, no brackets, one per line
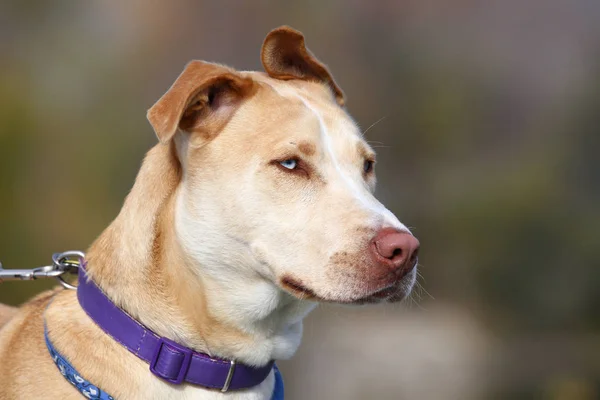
364,159,375,174
272,157,309,177
280,159,297,170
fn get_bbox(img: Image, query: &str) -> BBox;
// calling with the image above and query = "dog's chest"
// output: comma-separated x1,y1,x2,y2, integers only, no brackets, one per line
136,370,276,400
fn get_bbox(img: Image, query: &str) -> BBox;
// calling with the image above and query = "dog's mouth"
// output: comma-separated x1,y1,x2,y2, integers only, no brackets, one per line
279,275,410,304
280,276,318,300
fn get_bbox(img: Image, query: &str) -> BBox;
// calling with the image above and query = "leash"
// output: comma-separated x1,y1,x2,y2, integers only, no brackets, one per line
0,250,83,290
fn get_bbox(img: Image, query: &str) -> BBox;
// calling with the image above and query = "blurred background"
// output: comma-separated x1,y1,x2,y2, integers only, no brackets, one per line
1,1,599,399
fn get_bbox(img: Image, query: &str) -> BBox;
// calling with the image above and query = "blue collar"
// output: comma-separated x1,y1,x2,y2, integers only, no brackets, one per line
44,328,114,400
44,328,285,399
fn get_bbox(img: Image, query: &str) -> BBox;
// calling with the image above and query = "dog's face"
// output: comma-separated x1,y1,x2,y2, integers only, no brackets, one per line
148,27,419,306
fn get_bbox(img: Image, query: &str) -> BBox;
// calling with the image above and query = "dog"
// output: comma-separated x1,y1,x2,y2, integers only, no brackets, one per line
0,26,419,399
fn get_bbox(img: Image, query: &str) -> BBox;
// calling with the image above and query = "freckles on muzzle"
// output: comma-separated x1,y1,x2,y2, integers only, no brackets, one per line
332,228,419,280
279,229,420,303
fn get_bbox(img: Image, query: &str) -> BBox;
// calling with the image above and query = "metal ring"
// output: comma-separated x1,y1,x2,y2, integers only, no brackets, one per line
52,250,85,270
56,274,78,290
52,250,85,290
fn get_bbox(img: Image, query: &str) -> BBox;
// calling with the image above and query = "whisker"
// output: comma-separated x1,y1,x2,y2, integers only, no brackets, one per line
419,287,435,301
415,268,435,300
409,291,425,311
362,116,387,136
410,285,428,311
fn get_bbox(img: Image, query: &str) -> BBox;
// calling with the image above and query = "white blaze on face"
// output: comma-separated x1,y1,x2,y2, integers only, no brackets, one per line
264,81,409,234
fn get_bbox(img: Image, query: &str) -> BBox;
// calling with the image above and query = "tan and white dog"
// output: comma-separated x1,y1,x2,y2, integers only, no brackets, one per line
0,26,419,399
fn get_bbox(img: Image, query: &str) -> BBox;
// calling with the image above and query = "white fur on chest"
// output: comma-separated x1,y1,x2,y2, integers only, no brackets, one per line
138,370,275,400
174,182,316,366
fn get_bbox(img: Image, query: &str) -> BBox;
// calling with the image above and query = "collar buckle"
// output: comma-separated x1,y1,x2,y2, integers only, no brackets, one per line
221,360,237,392
150,337,193,384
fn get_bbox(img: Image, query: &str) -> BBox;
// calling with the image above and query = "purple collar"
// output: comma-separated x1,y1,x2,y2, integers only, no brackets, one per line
77,266,275,392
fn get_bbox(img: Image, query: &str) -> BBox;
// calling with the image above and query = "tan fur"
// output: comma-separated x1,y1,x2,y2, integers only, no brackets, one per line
0,303,17,329
0,26,415,399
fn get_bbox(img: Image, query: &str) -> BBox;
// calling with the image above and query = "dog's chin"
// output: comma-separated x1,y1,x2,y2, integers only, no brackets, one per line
279,271,416,305
349,284,410,305
343,279,415,305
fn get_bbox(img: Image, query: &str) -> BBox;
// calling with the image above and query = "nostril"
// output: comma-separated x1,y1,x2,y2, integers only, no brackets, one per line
409,247,419,265
371,229,420,272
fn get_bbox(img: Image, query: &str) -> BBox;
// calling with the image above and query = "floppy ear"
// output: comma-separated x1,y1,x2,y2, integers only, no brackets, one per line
147,61,255,144
261,26,345,106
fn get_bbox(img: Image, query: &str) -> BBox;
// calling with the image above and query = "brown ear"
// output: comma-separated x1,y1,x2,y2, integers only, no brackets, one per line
147,61,254,144
261,26,345,106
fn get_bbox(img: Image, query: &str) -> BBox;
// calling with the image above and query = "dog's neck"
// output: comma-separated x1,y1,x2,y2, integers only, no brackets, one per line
85,144,314,367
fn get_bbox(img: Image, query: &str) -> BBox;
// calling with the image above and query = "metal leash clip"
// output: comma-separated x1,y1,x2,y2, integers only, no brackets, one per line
0,250,84,290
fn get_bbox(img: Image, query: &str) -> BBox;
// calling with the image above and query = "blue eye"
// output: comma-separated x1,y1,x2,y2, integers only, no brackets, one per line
279,159,297,170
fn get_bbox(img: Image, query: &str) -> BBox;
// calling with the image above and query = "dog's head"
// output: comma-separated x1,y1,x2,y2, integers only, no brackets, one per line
147,27,419,305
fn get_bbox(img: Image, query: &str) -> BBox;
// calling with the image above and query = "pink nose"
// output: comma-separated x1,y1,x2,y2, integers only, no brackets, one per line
370,228,420,276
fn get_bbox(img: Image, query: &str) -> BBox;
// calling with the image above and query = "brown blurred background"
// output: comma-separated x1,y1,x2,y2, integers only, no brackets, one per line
1,1,599,399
